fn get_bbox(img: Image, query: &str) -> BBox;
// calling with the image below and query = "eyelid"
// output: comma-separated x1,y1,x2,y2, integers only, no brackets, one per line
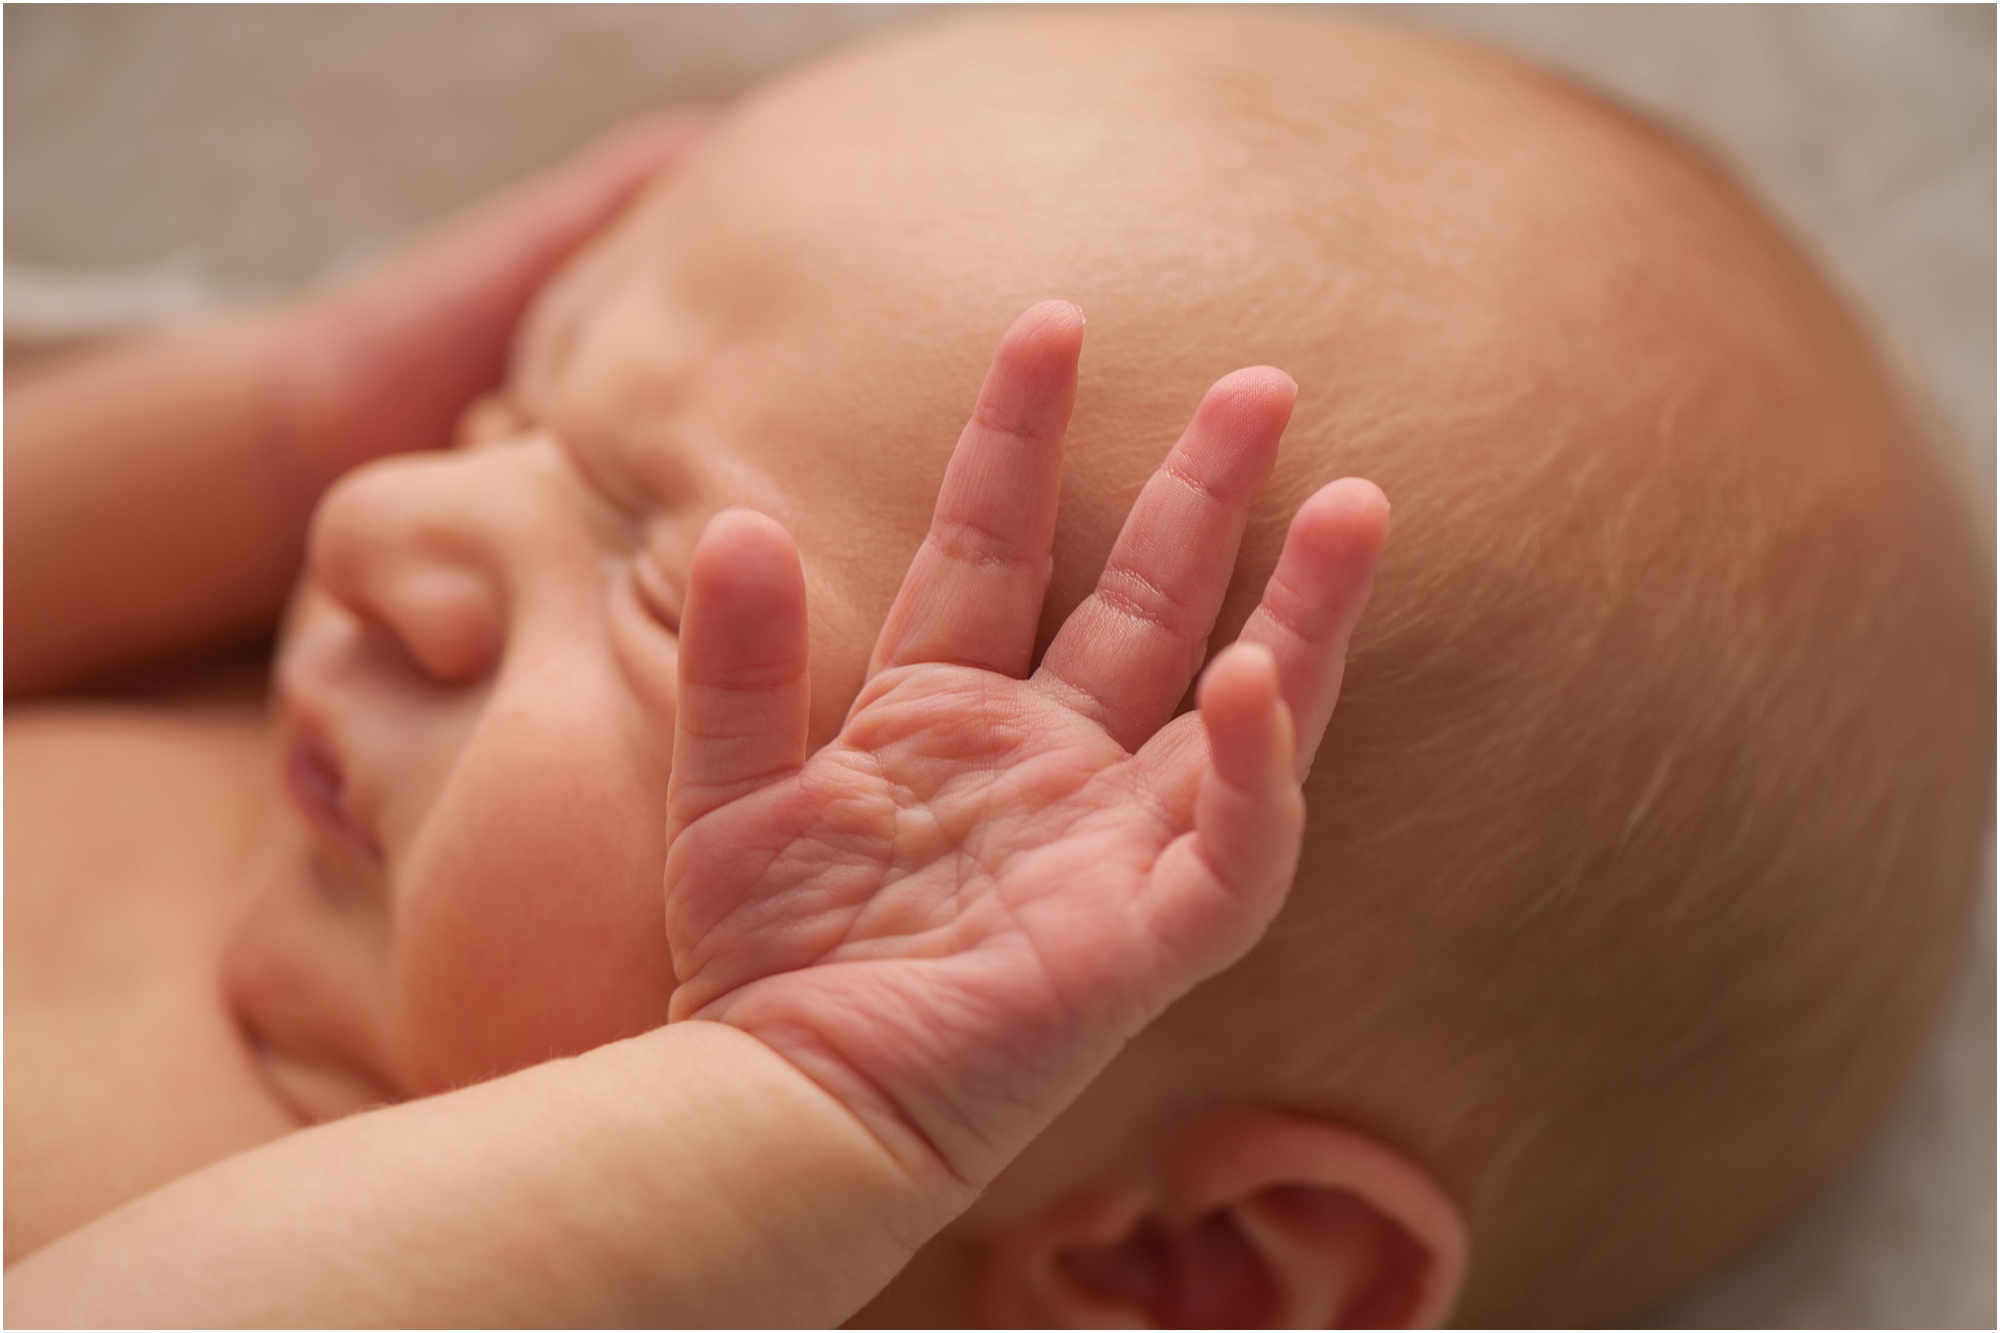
632,546,685,631
453,394,530,451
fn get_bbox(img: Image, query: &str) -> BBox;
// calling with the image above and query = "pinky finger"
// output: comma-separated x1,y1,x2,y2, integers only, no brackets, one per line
1142,643,1306,983
1193,642,1307,910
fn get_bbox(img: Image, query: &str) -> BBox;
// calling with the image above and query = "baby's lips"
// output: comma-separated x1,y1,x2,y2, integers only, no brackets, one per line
280,729,382,864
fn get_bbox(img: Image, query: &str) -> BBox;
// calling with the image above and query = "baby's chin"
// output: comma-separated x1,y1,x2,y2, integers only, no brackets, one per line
221,823,410,1121
247,1036,401,1126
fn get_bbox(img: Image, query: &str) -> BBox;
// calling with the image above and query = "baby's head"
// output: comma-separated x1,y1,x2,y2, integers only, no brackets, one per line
224,10,1991,1325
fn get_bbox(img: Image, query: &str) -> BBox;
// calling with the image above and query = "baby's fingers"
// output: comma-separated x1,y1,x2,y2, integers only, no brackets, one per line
669,509,811,830
1035,368,1294,751
1147,644,1305,974
867,301,1083,681
1236,478,1389,781
1194,643,1305,904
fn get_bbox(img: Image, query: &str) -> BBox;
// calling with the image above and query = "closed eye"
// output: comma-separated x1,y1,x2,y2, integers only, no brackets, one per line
632,549,685,632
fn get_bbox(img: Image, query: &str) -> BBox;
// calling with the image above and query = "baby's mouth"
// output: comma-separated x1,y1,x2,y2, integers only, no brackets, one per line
281,732,380,862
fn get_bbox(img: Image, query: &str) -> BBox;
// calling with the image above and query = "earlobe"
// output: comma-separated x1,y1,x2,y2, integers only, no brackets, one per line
975,1108,1467,1329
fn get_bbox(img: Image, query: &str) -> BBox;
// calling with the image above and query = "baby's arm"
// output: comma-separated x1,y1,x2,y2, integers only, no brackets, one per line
7,304,1388,1327
4,115,701,697
8,1024,942,1325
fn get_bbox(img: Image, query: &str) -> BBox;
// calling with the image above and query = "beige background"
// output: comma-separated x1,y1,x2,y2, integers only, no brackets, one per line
6,6,1993,1326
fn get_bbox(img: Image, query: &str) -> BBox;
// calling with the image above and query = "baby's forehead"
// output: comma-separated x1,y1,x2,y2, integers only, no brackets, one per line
508,5,1852,622
515,10,1722,413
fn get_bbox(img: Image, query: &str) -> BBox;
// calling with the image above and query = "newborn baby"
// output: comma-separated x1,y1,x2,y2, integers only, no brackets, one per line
7,10,1989,1327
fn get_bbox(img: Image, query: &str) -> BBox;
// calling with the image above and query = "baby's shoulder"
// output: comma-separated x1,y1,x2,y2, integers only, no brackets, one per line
8,689,275,896
6,689,293,1262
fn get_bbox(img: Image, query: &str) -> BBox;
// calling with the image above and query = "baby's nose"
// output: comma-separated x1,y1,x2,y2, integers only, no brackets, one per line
308,454,504,685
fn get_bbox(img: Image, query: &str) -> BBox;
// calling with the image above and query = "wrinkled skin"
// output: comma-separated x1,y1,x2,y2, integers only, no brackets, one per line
661,302,1388,1184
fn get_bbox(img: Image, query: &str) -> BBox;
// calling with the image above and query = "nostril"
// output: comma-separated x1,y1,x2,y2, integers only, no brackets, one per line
380,565,504,685
308,455,508,686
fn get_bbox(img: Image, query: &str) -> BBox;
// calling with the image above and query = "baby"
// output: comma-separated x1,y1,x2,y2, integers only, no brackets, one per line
6,10,1990,1327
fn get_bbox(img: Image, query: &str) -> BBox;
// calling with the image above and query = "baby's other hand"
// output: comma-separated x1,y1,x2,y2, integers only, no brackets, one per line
663,302,1388,1191
274,112,707,489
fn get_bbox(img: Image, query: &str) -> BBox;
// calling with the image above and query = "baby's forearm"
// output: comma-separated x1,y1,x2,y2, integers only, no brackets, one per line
5,315,314,695
6,1022,965,1327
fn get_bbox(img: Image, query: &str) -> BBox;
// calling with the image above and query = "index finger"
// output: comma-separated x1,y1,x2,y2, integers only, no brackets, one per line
866,301,1084,681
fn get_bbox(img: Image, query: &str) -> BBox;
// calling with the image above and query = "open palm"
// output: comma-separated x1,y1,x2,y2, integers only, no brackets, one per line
662,303,1387,1187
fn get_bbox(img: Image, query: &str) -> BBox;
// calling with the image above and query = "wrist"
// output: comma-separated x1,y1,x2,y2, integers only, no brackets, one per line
640,1019,981,1229
578,1020,979,1322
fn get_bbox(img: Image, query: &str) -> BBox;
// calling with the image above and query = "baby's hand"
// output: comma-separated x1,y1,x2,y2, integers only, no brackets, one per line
663,302,1387,1191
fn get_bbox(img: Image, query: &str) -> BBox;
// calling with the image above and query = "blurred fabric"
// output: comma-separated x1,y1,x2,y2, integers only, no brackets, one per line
6,7,1992,1326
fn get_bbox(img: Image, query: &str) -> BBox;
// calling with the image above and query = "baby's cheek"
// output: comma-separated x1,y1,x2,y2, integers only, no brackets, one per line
390,706,676,1092
802,567,890,749
794,495,945,745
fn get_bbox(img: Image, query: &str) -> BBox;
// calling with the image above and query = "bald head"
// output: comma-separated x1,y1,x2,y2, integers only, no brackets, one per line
514,11,1992,1322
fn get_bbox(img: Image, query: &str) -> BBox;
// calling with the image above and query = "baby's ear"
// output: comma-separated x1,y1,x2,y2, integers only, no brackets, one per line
975,1108,1466,1328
